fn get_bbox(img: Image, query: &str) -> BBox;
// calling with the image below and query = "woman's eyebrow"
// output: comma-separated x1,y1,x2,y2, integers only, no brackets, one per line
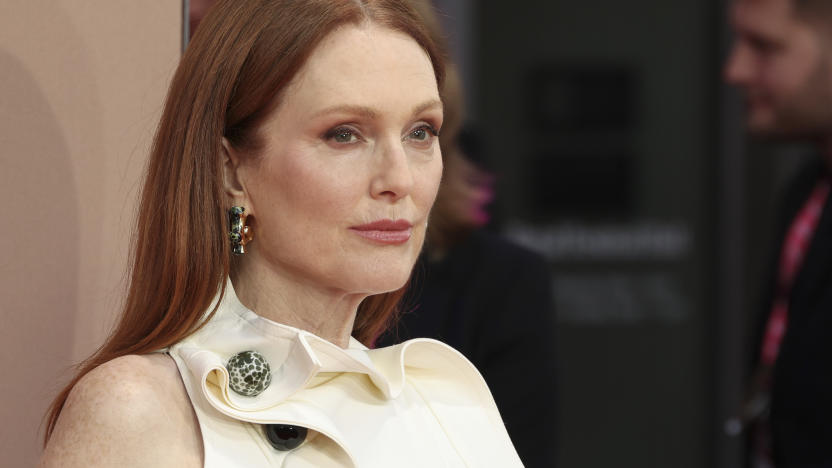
310,100,443,121
311,104,378,120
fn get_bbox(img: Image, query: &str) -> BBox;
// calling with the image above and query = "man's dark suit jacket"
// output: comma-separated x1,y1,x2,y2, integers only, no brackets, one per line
377,230,558,468
751,159,832,467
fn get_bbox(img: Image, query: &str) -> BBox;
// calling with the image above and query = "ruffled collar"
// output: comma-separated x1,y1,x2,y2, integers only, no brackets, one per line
171,279,483,418
169,279,522,467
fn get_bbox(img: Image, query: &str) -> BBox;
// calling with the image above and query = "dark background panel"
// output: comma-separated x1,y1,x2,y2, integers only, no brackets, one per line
475,1,715,467
432,0,803,466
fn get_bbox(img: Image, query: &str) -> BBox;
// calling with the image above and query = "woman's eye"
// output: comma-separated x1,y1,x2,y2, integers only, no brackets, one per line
407,125,439,142
411,128,428,141
325,127,359,144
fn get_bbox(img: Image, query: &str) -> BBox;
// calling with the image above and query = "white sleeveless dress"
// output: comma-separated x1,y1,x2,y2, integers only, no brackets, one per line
168,280,524,467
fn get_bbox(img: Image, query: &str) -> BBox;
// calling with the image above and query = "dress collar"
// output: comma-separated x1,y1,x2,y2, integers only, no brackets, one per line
172,279,445,415
168,279,519,467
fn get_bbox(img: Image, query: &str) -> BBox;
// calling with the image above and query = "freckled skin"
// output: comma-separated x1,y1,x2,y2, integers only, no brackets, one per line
39,354,203,467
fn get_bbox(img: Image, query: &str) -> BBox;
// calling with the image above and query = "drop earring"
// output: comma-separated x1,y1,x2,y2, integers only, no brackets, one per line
228,206,253,255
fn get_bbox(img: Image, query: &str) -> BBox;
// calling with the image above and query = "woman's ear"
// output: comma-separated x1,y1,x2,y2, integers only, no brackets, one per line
222,137,248,207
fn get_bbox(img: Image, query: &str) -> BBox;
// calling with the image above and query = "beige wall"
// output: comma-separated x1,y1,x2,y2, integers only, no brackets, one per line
0,2,180,465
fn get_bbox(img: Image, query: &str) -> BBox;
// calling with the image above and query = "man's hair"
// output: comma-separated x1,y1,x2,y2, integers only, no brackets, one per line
795,0,832,18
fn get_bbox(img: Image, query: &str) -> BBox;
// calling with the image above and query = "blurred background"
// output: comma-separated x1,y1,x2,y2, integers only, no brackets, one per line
432,1,810,467
0,0,813,467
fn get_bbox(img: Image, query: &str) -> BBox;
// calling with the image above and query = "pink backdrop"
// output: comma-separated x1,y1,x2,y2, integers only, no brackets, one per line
0,2,180,465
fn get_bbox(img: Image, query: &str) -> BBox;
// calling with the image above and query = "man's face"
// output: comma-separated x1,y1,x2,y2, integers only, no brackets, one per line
725,0,832,137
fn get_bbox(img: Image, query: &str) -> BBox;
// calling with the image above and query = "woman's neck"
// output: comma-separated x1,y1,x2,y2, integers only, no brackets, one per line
230,260,365,349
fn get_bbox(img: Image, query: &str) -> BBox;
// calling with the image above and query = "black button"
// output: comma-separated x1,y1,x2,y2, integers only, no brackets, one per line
263,424,308,451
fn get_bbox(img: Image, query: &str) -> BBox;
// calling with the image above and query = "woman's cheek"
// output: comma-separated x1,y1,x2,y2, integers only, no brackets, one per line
425,158,444,206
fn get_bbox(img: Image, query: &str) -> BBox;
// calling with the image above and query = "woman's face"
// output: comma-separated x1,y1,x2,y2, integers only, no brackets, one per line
228,24,443,296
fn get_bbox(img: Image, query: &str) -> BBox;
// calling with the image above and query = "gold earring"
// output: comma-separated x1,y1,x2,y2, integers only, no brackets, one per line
229,206,254,255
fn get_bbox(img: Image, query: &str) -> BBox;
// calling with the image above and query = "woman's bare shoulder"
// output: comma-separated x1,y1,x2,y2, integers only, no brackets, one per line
40,354,203,468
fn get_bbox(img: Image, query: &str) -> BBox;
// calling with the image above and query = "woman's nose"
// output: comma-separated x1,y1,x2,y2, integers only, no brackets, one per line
370,139,415,201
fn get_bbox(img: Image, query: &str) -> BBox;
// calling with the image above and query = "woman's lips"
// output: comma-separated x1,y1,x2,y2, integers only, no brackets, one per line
350,219,413,245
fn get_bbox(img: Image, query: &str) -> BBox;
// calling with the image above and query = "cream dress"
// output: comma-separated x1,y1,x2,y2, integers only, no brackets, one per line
168,280,524,467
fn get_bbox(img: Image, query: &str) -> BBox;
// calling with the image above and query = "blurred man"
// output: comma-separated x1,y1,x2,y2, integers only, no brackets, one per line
725,0,832,466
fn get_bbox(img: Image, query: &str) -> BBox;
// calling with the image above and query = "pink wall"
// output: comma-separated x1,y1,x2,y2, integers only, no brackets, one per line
0,2,180,465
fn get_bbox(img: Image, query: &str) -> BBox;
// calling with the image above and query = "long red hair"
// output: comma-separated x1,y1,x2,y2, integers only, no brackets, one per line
44,0,445,444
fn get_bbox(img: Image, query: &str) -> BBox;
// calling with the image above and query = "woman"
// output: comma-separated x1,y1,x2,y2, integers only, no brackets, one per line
40,0,522,466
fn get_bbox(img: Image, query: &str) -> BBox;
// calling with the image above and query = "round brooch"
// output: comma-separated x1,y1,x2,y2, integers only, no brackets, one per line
226,350,272,397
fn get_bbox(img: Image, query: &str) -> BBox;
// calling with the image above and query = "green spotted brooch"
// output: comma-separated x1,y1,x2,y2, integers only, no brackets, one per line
226,350,272,397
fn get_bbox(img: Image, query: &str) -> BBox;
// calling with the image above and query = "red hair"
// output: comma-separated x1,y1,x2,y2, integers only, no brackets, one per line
44,0,445,444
